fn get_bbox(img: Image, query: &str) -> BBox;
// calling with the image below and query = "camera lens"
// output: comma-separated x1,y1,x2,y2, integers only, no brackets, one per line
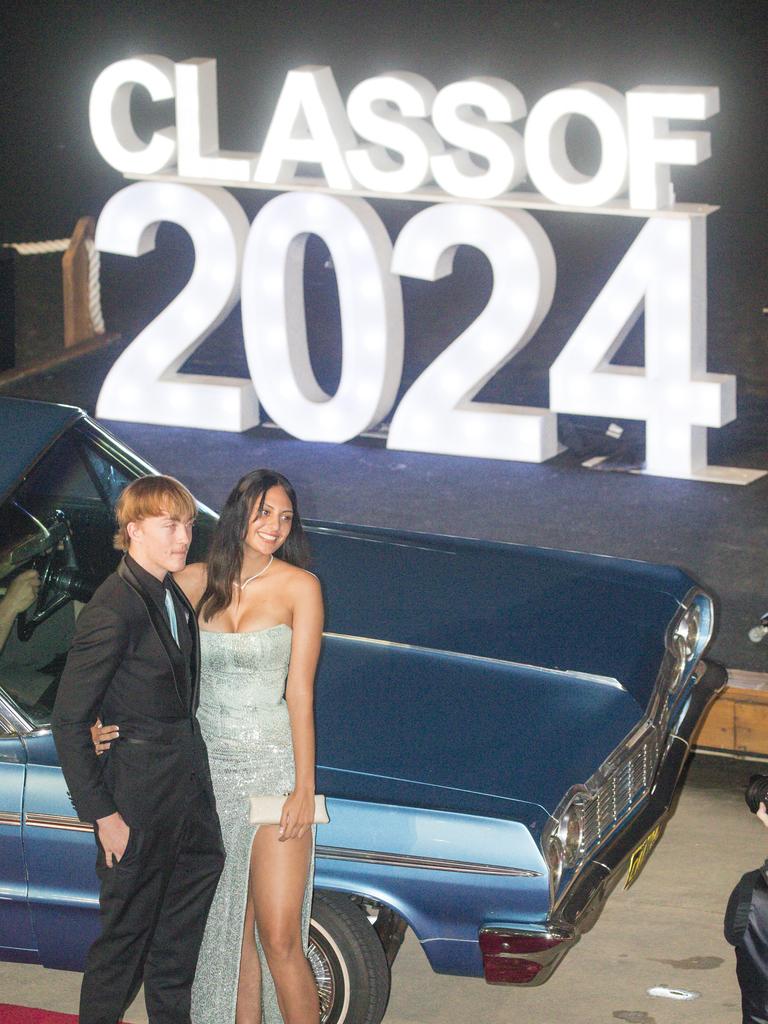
745,774,768,814
52,568,95,604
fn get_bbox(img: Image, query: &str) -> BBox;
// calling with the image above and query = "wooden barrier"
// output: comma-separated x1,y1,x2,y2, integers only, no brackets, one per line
0,217,116,388
694,670,768,758
62,216,102,348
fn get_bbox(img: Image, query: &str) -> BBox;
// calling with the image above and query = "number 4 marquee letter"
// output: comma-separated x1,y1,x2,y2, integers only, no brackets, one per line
549,215,758,484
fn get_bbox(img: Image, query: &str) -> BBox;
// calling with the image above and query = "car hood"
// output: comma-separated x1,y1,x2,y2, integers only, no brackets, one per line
310,523,694,712
310,523,698,818
315,634,647,818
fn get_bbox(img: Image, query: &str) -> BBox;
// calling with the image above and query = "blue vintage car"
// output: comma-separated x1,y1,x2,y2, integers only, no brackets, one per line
0,396,725,1022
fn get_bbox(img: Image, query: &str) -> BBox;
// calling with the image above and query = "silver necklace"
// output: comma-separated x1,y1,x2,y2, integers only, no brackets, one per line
234,555,273,589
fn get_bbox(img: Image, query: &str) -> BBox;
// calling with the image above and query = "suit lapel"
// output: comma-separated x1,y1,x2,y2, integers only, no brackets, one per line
117,559,188,710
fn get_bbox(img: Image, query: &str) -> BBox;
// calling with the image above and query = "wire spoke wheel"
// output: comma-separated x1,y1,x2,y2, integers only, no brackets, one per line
308,928,338,1022
309,892,392,1024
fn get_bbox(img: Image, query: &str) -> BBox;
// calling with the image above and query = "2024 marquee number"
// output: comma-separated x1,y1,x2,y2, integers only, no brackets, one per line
95,181,734,480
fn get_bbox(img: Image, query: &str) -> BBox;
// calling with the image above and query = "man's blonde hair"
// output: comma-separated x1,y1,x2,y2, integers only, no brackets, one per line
114,475,196,551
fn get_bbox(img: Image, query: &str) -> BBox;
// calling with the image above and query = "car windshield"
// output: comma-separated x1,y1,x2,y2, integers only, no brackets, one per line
0,425,215,728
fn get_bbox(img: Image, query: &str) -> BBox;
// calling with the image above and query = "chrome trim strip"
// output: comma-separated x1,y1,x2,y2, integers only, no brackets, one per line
0,811,21,826
310,528,455,554
316,845,541,877
25,813,93,832
479,925,574,953
0,692,33,736
669,731,691,749
322,633,623,690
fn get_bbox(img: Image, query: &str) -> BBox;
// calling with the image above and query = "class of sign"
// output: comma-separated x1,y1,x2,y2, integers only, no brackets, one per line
90,57,719,210
91,57,758,486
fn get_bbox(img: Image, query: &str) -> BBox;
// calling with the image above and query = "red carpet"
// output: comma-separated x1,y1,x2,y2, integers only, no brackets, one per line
0,1008,129,1023
0,1008,77,1023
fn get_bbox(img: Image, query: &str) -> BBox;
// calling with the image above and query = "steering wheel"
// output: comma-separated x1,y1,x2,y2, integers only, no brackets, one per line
16,511,83,641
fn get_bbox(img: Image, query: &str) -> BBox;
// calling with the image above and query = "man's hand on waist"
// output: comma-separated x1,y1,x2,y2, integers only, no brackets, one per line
96,811,130,868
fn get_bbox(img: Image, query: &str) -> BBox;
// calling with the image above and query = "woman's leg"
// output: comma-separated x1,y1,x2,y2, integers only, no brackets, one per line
249,824,319,1024
235,887,263,1024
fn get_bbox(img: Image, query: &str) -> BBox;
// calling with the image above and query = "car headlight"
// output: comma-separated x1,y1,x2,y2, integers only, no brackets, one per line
667,594,713,695
557,803,584,867
673,603,701,663
546,834,564,891
545,798,585,892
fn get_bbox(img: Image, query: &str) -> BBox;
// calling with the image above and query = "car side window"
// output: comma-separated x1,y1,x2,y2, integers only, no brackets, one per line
0,432,134,727
0,425,216,727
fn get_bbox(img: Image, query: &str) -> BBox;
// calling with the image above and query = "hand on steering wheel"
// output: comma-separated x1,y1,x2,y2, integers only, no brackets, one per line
2,569,41,617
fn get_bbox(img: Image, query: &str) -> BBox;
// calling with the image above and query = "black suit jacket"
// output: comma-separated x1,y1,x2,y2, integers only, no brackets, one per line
52,558,214,825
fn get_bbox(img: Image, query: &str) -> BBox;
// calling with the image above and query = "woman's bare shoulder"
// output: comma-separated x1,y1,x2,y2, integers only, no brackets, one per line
175,561,208,582
278,561,321,597
174,561,208,599
279,561,319,584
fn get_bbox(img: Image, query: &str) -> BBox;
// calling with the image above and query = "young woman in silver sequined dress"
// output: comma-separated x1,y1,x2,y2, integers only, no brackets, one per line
185,469,322,1024
97,469,322,1024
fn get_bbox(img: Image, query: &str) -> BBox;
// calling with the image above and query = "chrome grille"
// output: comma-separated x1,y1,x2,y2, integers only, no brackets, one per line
580,731,661,855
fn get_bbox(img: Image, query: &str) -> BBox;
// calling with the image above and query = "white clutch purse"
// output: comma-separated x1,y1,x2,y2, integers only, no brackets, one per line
248,794,329,825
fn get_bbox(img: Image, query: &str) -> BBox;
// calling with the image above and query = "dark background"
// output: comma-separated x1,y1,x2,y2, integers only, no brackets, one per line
1,0,766,669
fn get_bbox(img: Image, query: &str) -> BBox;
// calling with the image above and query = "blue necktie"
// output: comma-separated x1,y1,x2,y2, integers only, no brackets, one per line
164,588,179,646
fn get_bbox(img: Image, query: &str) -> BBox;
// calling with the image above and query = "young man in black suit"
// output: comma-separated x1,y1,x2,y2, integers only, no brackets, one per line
52,475,225,1024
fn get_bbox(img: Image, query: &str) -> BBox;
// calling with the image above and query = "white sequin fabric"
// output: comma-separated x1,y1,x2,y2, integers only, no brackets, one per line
191,625,314,1024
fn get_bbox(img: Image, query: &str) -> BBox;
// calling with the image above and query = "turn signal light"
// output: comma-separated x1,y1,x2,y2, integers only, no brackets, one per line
479,930,566,985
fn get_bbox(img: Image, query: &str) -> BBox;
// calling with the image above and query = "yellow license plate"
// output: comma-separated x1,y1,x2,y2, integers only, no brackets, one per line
624,824,662,889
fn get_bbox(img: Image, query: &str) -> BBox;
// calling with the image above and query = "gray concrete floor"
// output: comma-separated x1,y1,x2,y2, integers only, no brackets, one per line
1,753,765,1023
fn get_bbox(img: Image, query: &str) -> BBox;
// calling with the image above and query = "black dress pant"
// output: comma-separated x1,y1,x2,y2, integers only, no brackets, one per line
80,789,225,1024
737,882,768,1024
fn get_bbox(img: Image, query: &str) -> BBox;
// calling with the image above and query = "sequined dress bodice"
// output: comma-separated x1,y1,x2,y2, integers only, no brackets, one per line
197,625,293,756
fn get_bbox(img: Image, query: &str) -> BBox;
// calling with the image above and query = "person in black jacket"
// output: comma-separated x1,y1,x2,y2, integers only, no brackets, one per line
725,779,768,1024
51,475,225,1024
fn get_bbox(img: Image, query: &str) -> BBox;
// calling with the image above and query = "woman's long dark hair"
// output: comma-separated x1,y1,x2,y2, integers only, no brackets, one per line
198,469,310,623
